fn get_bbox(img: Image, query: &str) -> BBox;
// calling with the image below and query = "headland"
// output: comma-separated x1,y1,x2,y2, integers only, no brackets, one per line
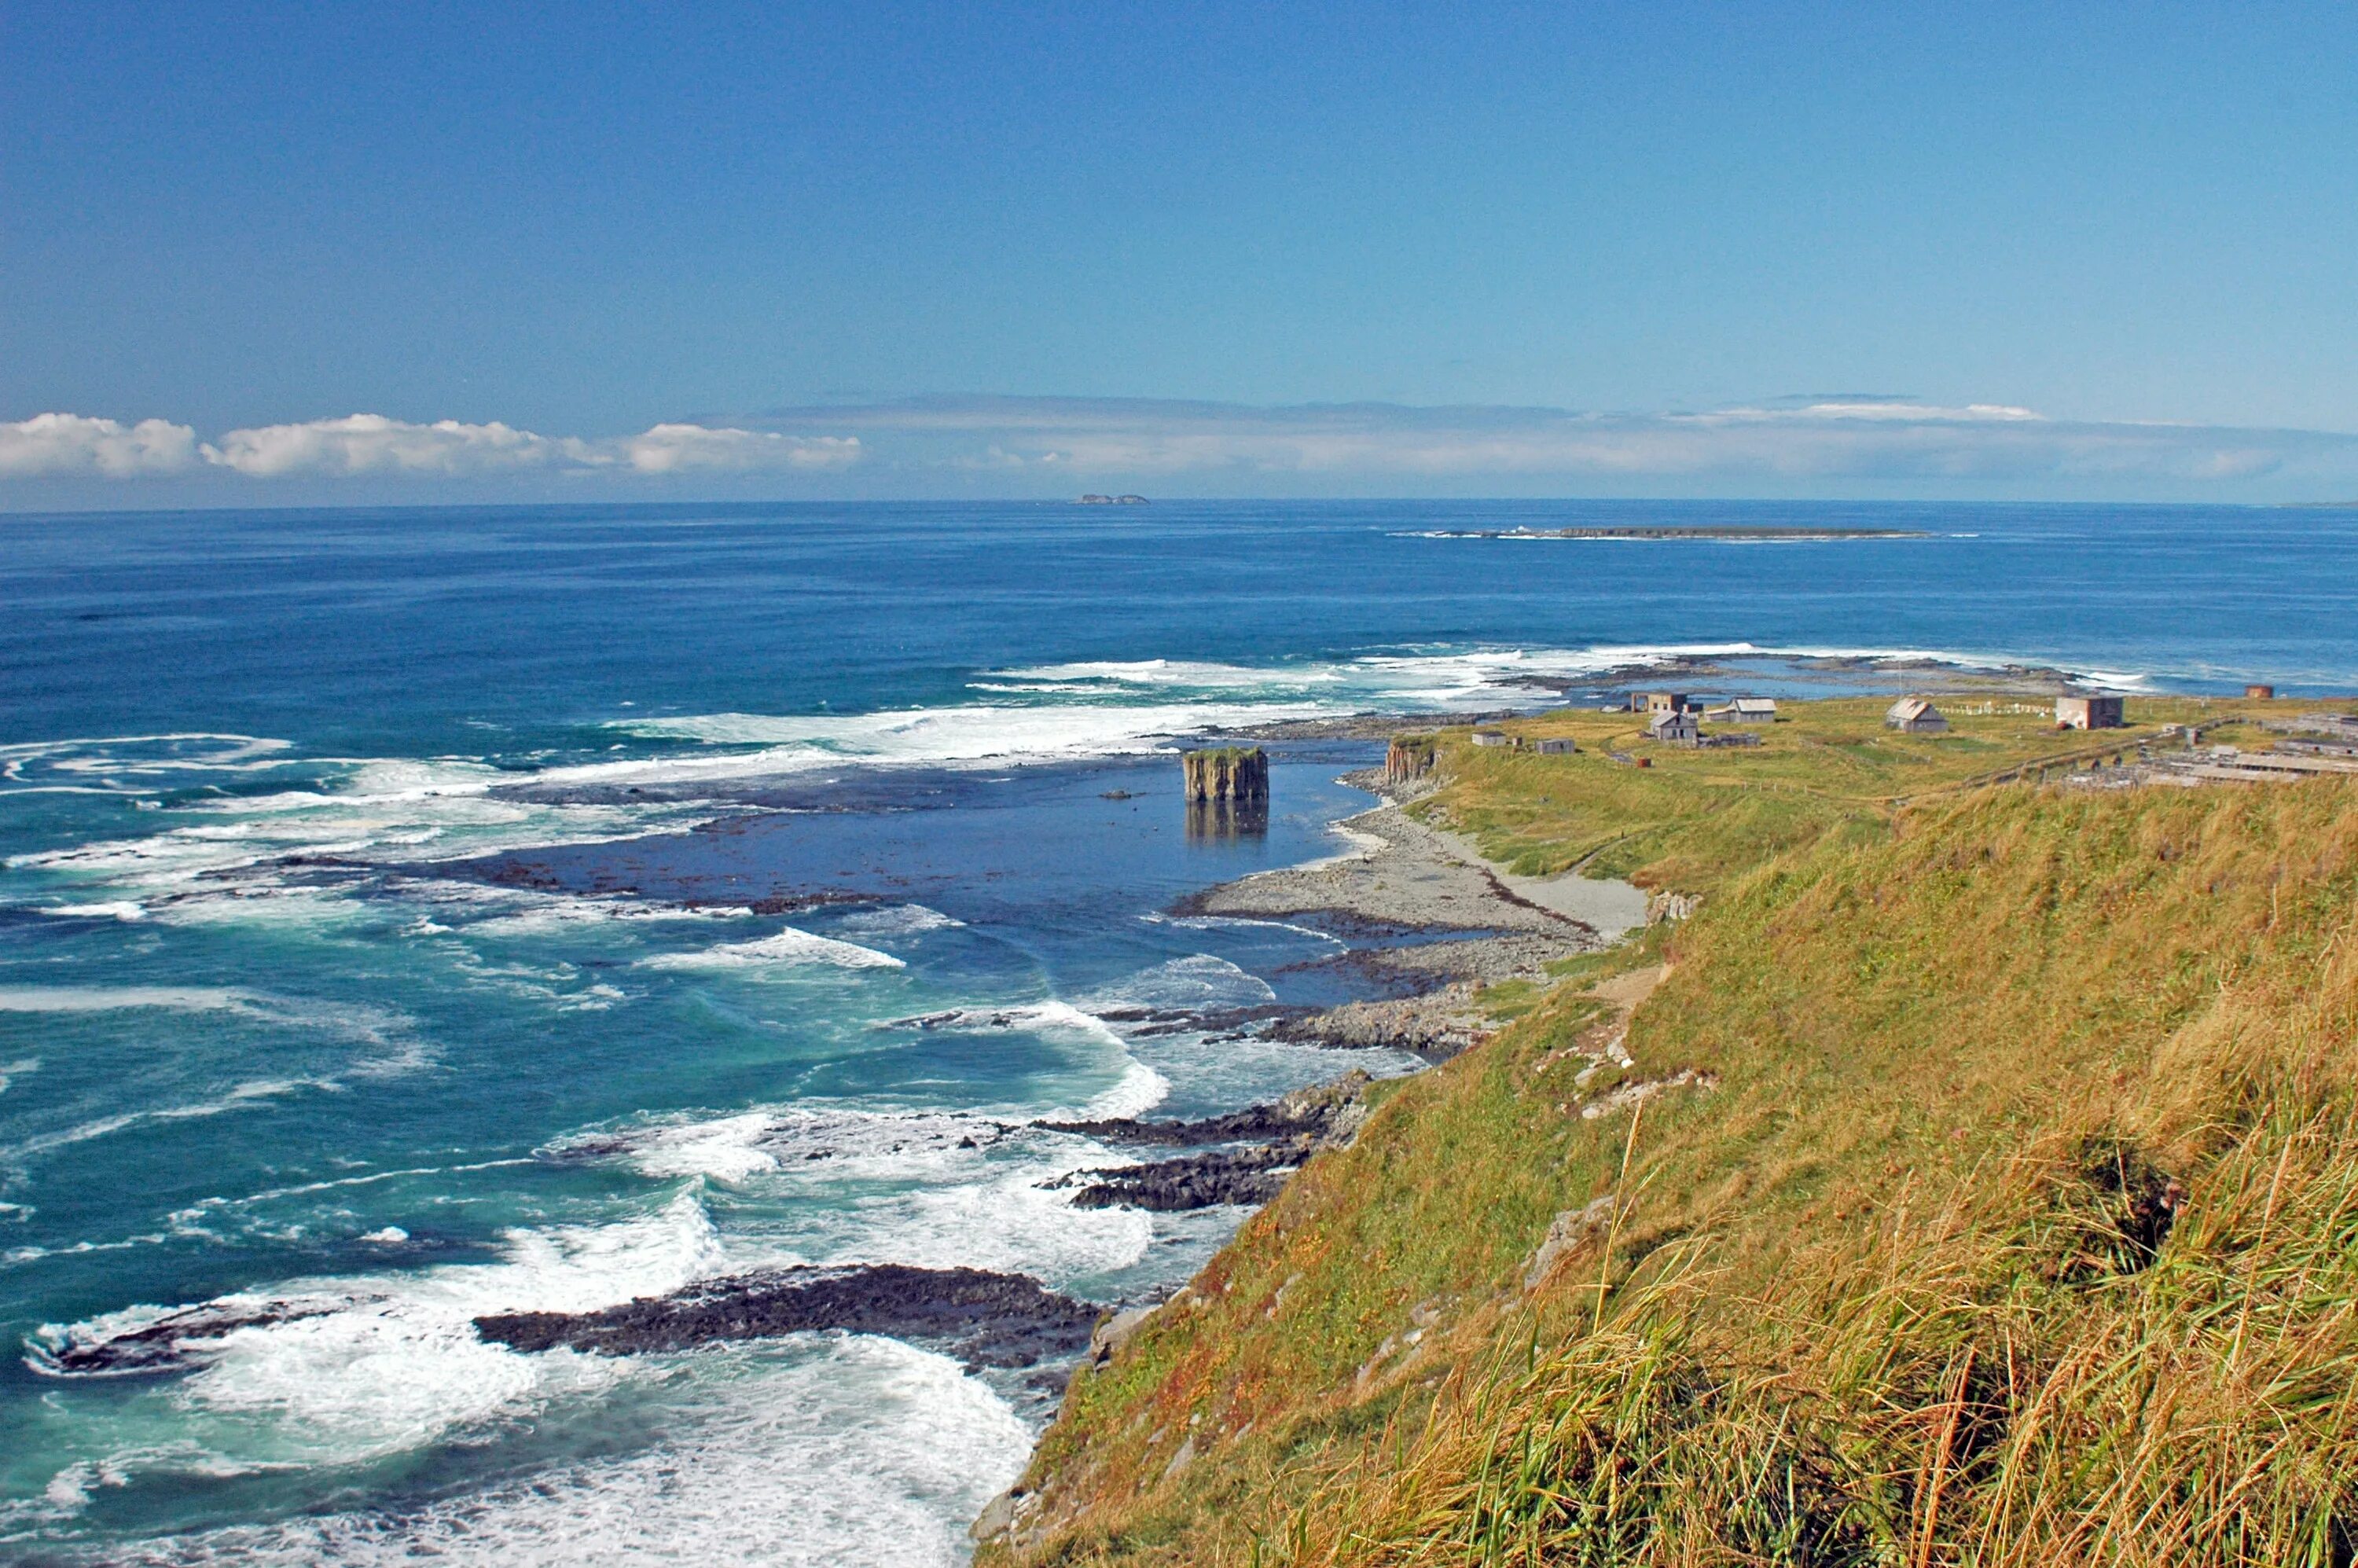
975,687,2358,1566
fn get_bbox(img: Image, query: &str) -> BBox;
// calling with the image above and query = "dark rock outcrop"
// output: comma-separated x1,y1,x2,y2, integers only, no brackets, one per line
1039,1072,1373,1213
1058,1146,1298,1210
1266,991,1484,1062
1039,1070,1371,1147
472,1263,1098,1370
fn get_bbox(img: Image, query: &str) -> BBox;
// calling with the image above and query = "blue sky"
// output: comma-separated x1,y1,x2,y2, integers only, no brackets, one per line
4,1,2356,504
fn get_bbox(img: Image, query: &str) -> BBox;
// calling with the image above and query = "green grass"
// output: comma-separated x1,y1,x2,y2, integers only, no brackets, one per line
984,697,2358,1568
1414,695,2261,894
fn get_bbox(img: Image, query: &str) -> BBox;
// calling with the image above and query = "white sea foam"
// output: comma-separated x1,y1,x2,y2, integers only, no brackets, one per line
457,891,751,938
32,900,148,920
623,1112,785,1182
566,1083,1162,1283
0,733,295,790
832,902,964,937
6,751,689,938
1146,910,1349,945
1077,1057,1174,1120
0,985,254,1014
1078,953,1278,1013
112,1335,1032,1568
642,927,905,972
582,699,1334,785
0,1057,35,1096
571,1106,998,1189
37,1192,727,1472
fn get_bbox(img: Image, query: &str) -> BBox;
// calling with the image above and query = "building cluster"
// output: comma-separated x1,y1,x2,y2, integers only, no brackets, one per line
1877,693,2132,735
1630,691,1773,748
1469,730,1578,754
1465,686,2181,762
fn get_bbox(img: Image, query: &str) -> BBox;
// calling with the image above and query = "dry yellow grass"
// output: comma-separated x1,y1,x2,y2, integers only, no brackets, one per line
985,711,2358,1568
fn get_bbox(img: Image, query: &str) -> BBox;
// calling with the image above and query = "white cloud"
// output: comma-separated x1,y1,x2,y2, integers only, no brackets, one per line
617,423,861,473
194,415,861,478
203,414,574,477
0,413,200,477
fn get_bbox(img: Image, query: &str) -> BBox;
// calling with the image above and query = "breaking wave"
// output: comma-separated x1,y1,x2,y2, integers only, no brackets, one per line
641,927,906,972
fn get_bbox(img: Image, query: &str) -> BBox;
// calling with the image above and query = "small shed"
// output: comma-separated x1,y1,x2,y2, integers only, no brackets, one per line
1706,697,1778,722
1886,697,1950,734
1469,730,1512,748
1533,737,1578,755
2055,696,2125,731
2245,684,2275,700
1647,710,1701,746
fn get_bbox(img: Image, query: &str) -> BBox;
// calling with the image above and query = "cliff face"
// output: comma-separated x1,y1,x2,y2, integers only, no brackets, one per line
1181,747,1269,802
1383,735,1436,787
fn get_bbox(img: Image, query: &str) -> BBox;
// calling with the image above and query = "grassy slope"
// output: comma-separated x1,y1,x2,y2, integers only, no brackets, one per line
990,699,2358,1566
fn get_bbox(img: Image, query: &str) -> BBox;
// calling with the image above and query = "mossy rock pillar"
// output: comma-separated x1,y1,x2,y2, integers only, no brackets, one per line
1182,746,1269,802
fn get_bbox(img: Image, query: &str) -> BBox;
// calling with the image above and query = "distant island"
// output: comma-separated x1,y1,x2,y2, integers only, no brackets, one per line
1076,494,1150,505
1423,523,1927,540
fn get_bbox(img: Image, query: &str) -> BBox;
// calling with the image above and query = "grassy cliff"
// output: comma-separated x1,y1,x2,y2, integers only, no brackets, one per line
986,699,2358,1566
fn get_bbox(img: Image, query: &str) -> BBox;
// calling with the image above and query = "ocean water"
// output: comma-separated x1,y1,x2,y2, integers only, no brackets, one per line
2,498,2353,1564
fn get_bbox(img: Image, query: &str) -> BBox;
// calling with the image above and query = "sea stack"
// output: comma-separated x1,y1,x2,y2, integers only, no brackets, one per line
1181,746,1269,802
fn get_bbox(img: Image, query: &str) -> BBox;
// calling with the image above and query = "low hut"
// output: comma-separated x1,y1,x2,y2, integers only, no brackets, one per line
2055,696,2125,731
1705,697,1778,722
1469,730,1511,748
1533,737,1578,755
1886,697,1950,734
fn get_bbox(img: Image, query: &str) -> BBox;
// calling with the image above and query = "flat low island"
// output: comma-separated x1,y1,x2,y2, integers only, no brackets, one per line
1426,523,1930,539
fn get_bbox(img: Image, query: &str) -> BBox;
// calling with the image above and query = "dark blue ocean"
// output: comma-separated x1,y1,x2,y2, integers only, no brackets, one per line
2,499,2352,1565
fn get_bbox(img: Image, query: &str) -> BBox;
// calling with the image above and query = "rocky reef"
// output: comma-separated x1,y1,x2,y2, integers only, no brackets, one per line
1038,1072,1372,1213
473,1263,1099,1371
30,1296,351,1378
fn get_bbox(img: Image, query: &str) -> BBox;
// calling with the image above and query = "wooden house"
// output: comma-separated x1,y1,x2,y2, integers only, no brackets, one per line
1886,697,1949,734
1647,710,1701,746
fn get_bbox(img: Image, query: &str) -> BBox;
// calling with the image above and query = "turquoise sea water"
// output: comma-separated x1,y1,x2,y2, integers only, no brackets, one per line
2,499,2353,1564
